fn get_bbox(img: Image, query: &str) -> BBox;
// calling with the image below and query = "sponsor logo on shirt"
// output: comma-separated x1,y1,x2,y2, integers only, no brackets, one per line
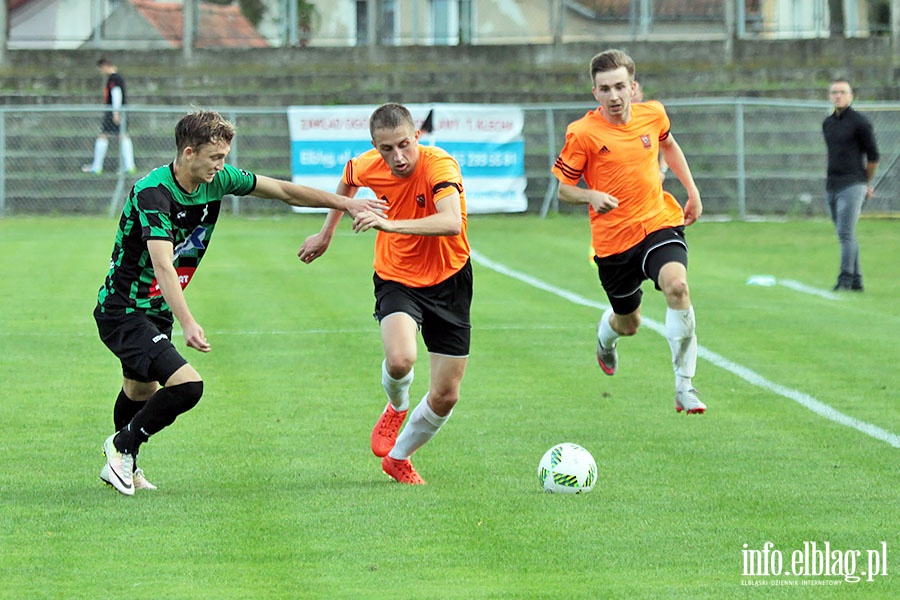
173,226,207,260
148,266,197,297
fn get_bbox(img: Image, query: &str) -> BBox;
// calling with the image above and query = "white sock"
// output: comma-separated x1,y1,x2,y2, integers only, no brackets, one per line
121,136,135,171
91,137,109,172
597,307,618,349
666,306,697,390
381,359,412,412
389,394,450,460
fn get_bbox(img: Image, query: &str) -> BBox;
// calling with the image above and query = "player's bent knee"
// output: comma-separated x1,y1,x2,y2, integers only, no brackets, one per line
124,379,159,402
617,316,641,337
661,278,689,301
385,357,415,379
428,390,459,416
167,380,204,415
621,325,640,336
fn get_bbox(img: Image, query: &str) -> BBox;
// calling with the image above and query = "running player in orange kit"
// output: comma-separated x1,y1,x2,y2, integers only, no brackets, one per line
552,49,706,414
299,103,472,483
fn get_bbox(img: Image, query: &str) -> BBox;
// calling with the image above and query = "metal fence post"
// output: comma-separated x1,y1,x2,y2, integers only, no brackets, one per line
539,107,558,218
735,100,746,219
227,110,240,215
0,111,5,217
108,110,128,218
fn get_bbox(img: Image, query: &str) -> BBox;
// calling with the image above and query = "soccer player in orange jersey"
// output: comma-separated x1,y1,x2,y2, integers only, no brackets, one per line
552,49,706,414
299,103,472,483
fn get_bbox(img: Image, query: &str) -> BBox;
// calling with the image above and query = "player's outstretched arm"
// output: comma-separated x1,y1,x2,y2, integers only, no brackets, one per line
253,175,384,218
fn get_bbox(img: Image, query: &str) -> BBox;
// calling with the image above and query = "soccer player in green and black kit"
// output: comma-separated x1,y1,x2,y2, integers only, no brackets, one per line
95,109,383,496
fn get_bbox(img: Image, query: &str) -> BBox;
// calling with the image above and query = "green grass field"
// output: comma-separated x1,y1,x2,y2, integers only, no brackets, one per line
1,213,898,599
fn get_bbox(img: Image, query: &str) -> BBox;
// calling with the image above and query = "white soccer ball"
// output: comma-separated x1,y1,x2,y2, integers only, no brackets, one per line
538,443,598,494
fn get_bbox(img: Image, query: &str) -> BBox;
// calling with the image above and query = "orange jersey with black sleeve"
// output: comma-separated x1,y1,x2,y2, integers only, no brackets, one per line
343,145,470,288
552,101,685,258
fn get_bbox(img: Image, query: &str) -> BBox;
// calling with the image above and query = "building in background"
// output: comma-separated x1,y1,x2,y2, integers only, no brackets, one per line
6,0,885,48
9,0,268,49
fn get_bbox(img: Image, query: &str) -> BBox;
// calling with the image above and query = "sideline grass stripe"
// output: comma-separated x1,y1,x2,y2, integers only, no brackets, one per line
471,248,900,449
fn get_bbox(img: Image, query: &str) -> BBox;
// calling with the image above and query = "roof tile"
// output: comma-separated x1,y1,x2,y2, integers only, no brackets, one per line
131,0,269,48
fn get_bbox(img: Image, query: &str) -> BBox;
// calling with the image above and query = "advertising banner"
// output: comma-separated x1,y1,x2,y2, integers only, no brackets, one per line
287,103,527,213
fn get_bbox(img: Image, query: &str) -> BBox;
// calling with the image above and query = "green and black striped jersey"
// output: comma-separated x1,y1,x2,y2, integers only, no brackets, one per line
97,162,256,316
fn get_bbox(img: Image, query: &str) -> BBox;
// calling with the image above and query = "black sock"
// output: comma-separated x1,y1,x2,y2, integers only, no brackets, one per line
115,381,204,454
113,389,146,431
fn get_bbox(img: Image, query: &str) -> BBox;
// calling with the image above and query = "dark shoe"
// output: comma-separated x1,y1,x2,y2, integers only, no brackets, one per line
833,272,853,291
851,274,864,292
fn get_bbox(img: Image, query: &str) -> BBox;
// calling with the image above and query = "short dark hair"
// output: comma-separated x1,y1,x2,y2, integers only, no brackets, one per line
590,49,635,81
97,58,113,68
830,77,853,90
369,103,415,139
175,110,236,154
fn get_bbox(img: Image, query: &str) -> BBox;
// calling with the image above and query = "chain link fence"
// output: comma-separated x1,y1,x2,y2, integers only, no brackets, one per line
532,99,900,218
1,100,898,218
1,105,295,217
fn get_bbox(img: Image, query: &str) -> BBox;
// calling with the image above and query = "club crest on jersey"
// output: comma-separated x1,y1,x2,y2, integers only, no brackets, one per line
641,135,651,149
416,194,426,207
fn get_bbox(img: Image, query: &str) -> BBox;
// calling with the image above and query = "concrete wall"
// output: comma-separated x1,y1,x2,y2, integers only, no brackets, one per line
2,37,896,72
2,38,898,106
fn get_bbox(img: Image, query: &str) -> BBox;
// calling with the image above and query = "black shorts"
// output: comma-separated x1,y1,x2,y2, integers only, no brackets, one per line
373,260,473,357
93,306,187,384
100,112,121,135
593,226,688,315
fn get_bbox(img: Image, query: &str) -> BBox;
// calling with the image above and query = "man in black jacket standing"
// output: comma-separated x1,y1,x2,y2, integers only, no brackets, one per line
822,78,879,291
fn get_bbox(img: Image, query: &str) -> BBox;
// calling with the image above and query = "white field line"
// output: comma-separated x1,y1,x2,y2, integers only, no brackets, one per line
471,249,900,449
747,275,840,300
778,279,841,300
